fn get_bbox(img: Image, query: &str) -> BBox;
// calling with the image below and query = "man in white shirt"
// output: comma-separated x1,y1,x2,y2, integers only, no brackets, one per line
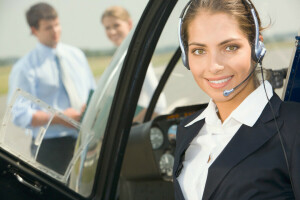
7,2,96,174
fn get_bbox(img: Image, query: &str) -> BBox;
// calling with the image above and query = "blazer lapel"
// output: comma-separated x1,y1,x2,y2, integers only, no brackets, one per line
174,119,205,179
176,120,205,158
202,94,283,200
174,119,205,200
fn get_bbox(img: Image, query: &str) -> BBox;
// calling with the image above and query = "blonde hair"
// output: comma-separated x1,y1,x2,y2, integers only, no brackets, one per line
101,6,131,22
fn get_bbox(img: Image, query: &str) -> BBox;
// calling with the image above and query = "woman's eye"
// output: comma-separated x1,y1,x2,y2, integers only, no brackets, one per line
225,46,238,51
113,24,120,29
193,49,206,55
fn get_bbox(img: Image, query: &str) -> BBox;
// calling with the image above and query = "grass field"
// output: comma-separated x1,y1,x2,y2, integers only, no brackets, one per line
0,65,10,95
0,52,173,96
0,56,112,96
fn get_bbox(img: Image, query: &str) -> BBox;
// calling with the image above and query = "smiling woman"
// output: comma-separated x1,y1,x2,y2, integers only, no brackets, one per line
187,11,255,117
101,6,133,47
173,0,300,199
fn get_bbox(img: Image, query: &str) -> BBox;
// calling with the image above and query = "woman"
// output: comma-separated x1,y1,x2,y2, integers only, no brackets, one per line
101,6,132,47
173,0,300,199
101,6,167,121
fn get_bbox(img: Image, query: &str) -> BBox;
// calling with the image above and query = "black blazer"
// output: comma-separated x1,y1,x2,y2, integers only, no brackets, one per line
173,94,300,200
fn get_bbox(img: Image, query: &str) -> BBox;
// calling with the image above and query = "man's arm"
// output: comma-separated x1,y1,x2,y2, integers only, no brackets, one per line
31,108,82,128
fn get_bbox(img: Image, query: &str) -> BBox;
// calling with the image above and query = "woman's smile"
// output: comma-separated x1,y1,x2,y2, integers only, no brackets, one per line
207,76,233,89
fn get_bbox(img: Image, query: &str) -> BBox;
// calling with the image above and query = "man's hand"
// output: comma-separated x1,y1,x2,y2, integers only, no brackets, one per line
63,108,81,122
31,110,51,127
31,107,84,128
52,108,81,128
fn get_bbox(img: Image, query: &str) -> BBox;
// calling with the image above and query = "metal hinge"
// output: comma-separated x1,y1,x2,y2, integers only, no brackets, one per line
14,173,42,193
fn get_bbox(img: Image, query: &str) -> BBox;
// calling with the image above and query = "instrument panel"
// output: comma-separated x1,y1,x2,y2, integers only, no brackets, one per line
120,103,207,181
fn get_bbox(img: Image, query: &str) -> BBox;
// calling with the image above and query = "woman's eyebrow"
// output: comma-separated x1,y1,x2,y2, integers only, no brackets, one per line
219,38,241,46
188,42,206,47
188,38,242,47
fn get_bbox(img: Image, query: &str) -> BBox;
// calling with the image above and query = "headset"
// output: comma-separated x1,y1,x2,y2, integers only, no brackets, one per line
178,0,267,97
178,0,266,69
178,0,295,195
178,0,266,96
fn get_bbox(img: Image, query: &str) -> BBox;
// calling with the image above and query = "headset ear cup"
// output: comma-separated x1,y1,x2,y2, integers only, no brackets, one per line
257,41,266,63
251,44,258,62
179,29,190,69
181,50,187,68
178,1,192,70
181,47,190,70
252,41,266,63
186,53,190,70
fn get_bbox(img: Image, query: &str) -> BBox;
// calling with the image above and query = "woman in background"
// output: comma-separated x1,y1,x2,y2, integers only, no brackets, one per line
101,6,167,122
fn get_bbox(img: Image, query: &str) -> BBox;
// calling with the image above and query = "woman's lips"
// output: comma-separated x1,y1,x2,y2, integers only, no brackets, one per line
207,76,233,89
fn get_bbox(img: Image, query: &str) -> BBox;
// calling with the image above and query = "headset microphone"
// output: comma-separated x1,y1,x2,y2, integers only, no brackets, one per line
223,65,257,96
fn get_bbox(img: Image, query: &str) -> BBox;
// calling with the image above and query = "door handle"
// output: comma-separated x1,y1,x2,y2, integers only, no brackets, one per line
14,173,42,193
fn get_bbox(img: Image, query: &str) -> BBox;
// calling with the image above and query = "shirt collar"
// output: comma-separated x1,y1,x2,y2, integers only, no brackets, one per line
230,80,273,126
185,99,219,127
36,42,61,58
185,81,273,127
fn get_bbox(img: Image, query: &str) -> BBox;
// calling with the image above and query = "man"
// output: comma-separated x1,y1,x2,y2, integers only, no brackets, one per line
7,2,96,175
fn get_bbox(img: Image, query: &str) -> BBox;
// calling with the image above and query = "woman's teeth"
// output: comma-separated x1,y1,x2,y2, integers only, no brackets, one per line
209,77,232,84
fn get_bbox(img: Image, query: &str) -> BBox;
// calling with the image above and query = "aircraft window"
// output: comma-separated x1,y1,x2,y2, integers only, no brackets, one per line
252,0,300,97
0,27,135,197
1,89,81,182
0,0,148,197
69,31,135,196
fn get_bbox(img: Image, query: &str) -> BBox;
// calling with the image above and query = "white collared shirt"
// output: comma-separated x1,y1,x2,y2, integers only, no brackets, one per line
8,42,96,138
178,81,273,200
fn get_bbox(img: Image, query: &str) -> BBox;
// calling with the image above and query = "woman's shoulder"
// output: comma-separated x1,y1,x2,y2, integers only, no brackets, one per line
280,101,300,117
279,101,300,134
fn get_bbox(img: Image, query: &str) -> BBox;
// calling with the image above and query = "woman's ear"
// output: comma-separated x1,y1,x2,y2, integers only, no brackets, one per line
128,19,133,30
259,35,264,42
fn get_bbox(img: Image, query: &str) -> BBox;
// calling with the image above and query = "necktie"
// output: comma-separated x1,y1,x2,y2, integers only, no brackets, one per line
56,53,82,111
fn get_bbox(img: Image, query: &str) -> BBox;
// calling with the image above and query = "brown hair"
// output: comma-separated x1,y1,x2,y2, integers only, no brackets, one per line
26,2,58,29
182,0,264,51
101,6,131,23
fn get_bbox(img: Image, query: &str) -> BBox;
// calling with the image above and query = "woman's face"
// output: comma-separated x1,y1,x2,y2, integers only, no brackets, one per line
102,16,132,47
187,11,255,104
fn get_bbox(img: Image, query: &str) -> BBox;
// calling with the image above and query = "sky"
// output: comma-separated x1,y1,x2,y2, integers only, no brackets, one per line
0,0,148,59
0,0,299,59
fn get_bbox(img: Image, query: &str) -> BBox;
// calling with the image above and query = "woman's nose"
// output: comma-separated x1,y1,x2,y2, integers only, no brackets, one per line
208,53,224,74
108,28,117,35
